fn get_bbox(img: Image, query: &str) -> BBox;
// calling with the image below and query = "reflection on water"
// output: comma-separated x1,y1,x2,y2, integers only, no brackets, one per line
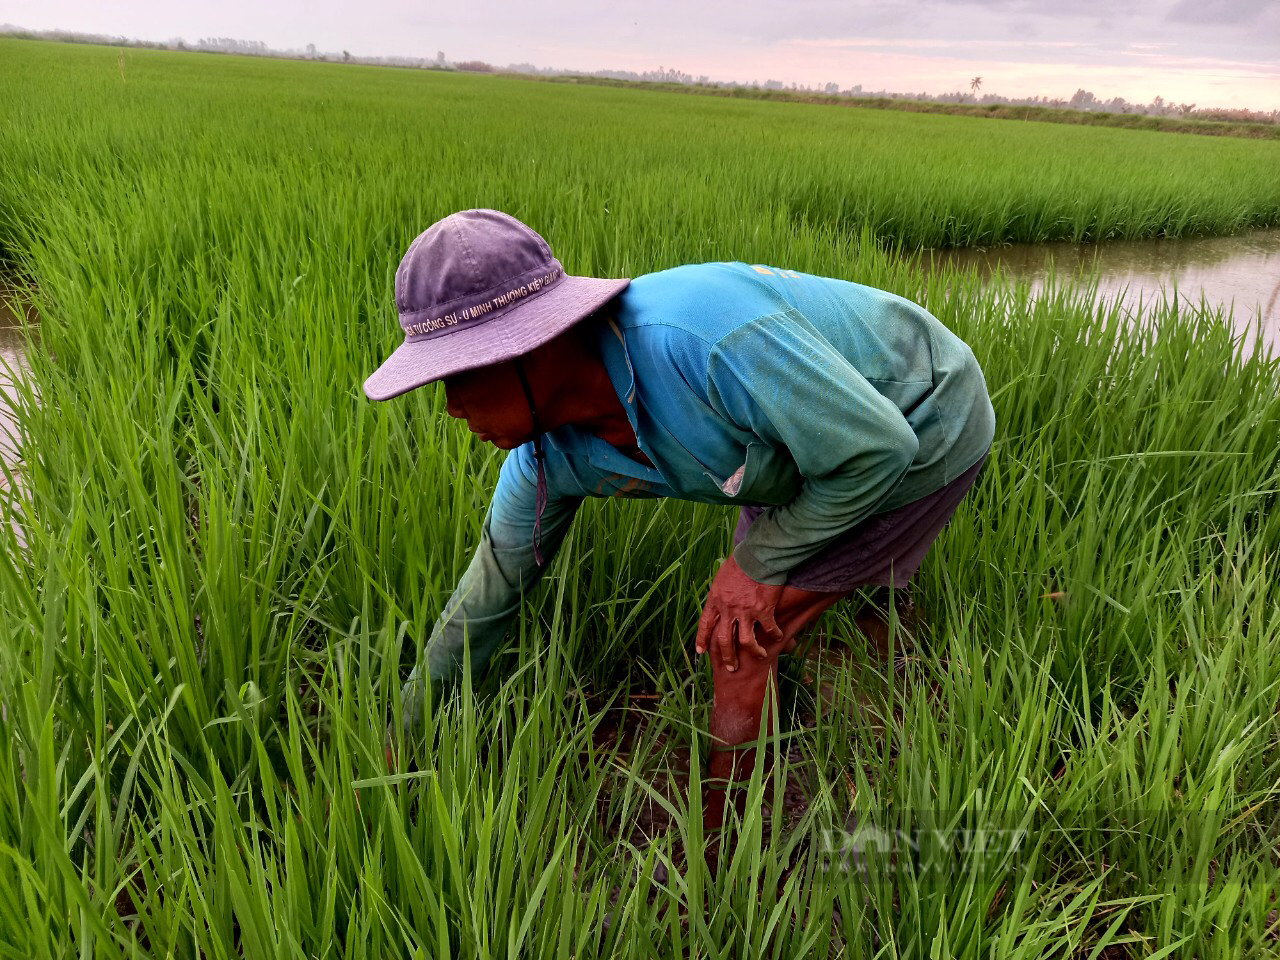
925,229,1280,359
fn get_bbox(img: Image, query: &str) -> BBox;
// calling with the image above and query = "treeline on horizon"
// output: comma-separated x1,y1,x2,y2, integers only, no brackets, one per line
548,76,1280,142
3,24,1277,128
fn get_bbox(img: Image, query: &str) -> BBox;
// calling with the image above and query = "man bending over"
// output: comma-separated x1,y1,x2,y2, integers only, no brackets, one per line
363,209,996,832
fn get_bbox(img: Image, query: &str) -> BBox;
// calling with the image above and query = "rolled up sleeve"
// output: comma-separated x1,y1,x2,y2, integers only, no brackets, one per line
706,312,919,585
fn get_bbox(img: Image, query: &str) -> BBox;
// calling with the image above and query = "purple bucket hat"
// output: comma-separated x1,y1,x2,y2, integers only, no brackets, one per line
364,209,630,401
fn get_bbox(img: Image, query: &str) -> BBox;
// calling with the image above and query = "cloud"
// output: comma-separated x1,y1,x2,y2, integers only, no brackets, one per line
1166,0,1272,24
790,38,1094,51
926,0,1122,13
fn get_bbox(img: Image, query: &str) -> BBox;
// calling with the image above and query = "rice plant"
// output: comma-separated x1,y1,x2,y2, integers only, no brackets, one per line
0,37,1277,958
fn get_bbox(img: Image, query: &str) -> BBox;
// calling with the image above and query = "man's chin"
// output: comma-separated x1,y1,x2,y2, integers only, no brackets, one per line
488,435,527,450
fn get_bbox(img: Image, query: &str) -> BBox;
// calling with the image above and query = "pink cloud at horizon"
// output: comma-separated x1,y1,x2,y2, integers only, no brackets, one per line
6,0,1279,112
529,42,1280,112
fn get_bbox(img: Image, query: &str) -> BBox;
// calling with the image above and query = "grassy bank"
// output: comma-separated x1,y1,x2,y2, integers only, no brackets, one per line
544,75,1280,141
0,38,1278,957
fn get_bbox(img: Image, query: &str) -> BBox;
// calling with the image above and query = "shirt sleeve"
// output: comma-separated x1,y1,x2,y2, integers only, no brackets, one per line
424,443,583,683
706,312,920,585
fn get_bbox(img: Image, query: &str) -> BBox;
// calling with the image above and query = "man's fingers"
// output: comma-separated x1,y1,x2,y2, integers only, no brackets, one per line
738,621,770,662
760,613,785,649
732,619,768,665
695,606,712,653
736,613,784,662
696,607,719,654
715,618,739,672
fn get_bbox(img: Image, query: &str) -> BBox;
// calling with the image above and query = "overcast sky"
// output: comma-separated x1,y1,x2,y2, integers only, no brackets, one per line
4,0,1278,110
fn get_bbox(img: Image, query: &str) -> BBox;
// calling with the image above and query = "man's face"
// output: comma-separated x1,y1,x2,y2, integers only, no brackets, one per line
441,361,535,450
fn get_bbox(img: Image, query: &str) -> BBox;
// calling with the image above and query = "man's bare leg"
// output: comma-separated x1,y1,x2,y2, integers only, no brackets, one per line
701,584,922,833
703,584,845,833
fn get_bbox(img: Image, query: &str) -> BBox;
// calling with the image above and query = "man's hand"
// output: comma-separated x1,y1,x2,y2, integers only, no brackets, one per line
695,555,786,672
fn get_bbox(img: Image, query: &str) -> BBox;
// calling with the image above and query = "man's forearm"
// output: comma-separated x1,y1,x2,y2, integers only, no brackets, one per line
422,525,539,684
399,525,535,732
733,435,917,584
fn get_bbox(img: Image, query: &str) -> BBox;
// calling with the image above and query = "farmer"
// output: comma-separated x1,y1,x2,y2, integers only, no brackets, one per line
364,209,995,829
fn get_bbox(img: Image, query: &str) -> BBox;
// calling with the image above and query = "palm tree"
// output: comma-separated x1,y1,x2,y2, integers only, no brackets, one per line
969,76,983,100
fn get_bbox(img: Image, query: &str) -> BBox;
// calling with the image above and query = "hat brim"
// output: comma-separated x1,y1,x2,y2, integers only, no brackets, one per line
363,275,630,401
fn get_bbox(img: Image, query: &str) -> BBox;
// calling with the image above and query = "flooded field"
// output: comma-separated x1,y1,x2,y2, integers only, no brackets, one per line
928,228,1280,358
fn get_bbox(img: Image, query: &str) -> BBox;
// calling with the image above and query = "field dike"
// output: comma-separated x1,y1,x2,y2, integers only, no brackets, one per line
0,38,1278,958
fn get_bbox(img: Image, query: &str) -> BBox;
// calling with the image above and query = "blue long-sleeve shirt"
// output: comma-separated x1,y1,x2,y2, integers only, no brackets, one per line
420,262,996,684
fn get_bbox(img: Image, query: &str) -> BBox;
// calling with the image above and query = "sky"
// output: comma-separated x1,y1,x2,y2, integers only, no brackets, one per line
4,0,1279,111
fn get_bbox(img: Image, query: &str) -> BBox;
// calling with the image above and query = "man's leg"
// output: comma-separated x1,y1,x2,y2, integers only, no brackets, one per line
703,584,846,831
702,582,921,830
703,450,988,835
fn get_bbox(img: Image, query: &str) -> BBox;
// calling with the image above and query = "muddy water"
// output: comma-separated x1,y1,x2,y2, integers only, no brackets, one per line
924,229,1280,359
0,289,33,553
0,291,32,470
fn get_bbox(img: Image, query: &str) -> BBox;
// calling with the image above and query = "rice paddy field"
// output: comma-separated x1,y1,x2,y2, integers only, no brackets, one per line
1,37,1279,958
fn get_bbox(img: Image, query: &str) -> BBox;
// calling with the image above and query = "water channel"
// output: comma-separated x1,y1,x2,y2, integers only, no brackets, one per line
0,289,34,549
924,228,1280,359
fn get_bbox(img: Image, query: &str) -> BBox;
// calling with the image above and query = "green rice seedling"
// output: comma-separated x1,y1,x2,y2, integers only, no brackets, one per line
0,36,1277,958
